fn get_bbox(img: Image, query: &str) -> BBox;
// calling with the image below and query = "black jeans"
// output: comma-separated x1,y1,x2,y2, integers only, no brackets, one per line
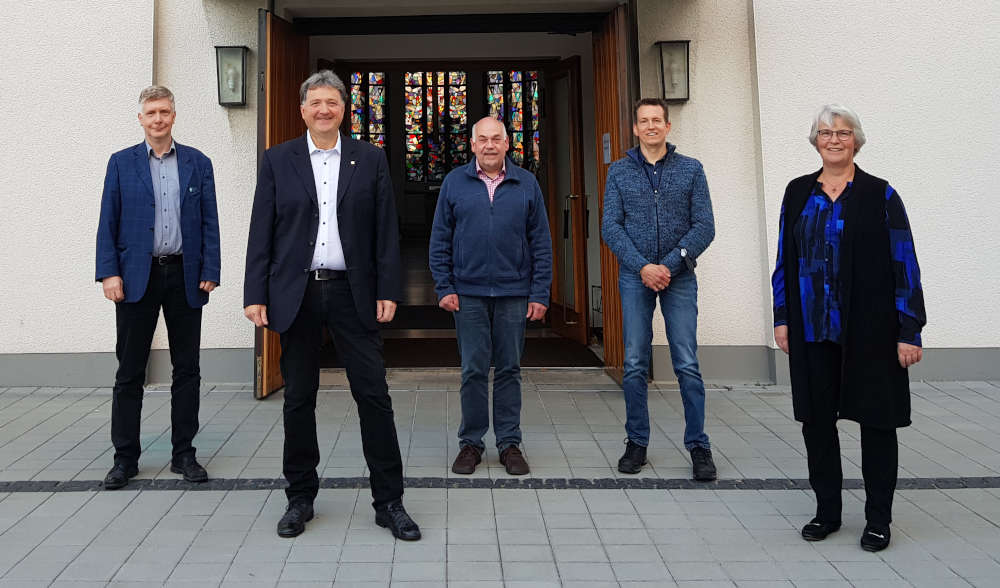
112,262,201,466
279,276,404,509
802,341,898,526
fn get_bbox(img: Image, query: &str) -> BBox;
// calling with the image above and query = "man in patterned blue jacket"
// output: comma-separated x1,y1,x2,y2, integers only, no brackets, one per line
95,86,220,490
601,98,717,480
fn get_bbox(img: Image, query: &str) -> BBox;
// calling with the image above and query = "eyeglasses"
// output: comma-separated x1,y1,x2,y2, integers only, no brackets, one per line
816,129,854,141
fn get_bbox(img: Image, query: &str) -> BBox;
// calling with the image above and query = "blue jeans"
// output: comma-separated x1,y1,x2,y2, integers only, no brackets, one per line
453,295,527,451
619,270,709,450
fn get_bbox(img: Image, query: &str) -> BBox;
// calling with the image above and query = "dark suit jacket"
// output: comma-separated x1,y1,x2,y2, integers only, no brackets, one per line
244,134,402,334
95,141,221,308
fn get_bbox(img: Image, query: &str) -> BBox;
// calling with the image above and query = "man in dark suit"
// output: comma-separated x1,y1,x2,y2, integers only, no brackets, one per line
95,86,220,489
243,71,420,541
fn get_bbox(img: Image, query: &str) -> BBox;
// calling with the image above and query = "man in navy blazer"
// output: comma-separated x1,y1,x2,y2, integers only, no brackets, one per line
95,86,220,490
243,71,419,541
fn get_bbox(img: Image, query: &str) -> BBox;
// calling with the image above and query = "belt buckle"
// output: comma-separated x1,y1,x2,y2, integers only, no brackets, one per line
156,255,169,266
312,269,325,281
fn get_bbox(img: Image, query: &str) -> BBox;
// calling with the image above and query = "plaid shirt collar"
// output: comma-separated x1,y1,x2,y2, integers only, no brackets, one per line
475,159,506,182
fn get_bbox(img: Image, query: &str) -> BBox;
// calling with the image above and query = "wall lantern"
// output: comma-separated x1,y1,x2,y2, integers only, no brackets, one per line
215,46,249,106
656,40,690,102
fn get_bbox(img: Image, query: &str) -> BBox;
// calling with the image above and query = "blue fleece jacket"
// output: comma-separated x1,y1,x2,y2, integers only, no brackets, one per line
429,158,553,305
601,144,715,275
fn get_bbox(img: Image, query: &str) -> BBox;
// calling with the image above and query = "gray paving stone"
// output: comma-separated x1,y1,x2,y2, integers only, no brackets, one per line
0,378,998,587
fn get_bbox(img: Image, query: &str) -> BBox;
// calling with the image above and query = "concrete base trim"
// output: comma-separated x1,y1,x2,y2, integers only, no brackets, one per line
654,345,1000,384
0,348,253,387
3,346,997,387
652,345,775,384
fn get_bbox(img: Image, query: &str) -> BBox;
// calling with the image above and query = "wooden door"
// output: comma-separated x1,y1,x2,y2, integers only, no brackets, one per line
543,56,588,345
253,9,310,399
593,4,638,382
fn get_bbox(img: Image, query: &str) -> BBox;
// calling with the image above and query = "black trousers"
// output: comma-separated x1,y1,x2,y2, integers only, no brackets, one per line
112,263,201,466
802,342,898,527
279,276,404,509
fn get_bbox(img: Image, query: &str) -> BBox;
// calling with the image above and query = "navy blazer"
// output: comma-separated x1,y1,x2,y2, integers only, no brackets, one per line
244,134,402,334
95,141,221,308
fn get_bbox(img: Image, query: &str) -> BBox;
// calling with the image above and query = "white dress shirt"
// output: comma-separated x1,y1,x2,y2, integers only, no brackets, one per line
307,131,347,271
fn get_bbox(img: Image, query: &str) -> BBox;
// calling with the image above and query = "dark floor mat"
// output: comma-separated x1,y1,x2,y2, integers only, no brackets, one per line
321,337,602,368
381,305,544,331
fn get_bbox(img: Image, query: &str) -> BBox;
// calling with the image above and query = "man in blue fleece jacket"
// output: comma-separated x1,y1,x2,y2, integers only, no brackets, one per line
429,117,552,476
601,98,717,480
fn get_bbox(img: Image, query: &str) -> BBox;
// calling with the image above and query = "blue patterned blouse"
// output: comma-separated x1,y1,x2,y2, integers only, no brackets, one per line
772,181,925,346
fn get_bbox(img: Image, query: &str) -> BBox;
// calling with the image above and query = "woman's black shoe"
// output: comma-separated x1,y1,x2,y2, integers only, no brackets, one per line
860,524,891,552
801,517,841,541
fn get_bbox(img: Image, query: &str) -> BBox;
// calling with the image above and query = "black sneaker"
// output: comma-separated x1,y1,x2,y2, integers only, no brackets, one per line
617,439,647,474
690,446,717,481
860,524,891,552
801,517,842,541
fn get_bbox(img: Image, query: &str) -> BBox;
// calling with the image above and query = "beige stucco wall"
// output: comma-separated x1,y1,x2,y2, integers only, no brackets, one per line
0,0,262,355
151,0,262,352
2,0,997,365
0,1,155,354
637,0,771,347
752,0,1000,348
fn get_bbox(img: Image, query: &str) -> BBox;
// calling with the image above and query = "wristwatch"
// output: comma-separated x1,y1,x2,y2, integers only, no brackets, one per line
681,248,697,271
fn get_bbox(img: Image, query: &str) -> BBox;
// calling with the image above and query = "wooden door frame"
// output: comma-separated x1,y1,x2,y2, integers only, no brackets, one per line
543,55,589,346
253,5,641,393
252,9,310,399
593,2,640,383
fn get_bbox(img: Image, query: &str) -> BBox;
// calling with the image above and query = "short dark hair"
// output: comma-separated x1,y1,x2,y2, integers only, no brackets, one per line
633,98,669,123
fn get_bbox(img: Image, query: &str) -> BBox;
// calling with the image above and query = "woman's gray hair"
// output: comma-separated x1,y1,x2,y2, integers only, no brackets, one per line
138,86,174,112
299,70,347,104
808,104,867,153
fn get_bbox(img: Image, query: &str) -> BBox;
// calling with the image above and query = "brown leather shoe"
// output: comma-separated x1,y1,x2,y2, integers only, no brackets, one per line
451,445,483,474
499,446,530,475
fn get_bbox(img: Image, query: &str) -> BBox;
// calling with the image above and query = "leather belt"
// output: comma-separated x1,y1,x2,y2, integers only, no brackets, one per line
310,269,347,280
153,255,182,265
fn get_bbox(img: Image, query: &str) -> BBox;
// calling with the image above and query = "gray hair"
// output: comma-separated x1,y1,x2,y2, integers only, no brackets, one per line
472,117,508,140
138,86,174,112
299,70,347,104
808,104,867,153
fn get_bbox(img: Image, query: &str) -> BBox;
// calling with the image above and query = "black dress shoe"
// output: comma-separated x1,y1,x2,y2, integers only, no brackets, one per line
618,439,647,474
801,517,842,541
860,523,891,552
277,502,314,538
103,463,138,490
375,501,421,541
690,446,717,481
170,455,208,483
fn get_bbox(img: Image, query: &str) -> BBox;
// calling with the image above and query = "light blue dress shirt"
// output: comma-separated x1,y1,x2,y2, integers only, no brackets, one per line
147,141,182,256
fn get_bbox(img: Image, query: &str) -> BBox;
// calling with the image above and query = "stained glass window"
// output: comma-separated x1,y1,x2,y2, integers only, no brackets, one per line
404,70,469,182
485,70,540,171
349,71,386,149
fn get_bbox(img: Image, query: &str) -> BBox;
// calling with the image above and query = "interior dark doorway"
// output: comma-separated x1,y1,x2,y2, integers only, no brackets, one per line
310,59,599,368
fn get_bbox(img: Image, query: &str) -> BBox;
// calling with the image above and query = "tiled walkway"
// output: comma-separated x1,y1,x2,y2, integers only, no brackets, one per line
0,370,998,586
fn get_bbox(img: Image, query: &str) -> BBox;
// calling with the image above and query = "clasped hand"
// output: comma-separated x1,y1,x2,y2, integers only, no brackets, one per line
640,264,671,291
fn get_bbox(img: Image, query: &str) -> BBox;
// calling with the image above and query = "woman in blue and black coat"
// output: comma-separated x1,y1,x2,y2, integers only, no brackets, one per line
772,104,926,552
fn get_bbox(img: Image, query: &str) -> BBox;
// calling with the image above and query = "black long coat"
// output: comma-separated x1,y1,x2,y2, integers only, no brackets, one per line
780,166,914,428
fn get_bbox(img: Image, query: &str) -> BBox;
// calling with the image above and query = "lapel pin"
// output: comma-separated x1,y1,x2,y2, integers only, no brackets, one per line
350,160,356,165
